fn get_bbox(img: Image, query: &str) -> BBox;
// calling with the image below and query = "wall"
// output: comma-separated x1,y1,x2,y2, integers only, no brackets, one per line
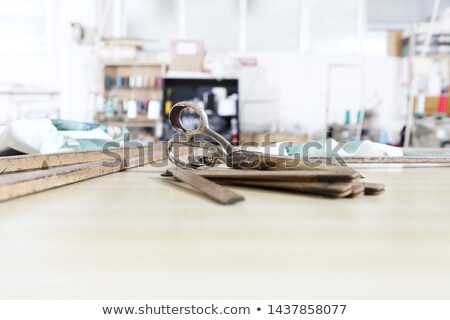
238,53,405,143
51,0,96,121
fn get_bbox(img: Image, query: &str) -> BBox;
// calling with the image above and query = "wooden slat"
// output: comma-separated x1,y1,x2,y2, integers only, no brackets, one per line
214,179,354,198
166,168,245,205
194,168,360,182
361,182,385,195
347,183,365,198
0,150,165,202
307,156,450,164
0,145,163,174
215,179,385,198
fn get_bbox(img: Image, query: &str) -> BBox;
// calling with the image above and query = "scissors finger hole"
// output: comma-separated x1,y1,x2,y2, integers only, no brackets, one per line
170,103,205,133
179,107,201,132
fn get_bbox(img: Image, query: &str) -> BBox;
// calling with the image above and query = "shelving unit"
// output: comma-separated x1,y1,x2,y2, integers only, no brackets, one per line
96,61,168,141
403,23,450,147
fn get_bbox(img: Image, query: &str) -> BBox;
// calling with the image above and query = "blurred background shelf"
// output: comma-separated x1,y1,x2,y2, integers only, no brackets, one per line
95,60,168,141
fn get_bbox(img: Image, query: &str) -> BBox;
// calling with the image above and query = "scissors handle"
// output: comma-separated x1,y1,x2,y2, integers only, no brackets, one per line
169,101,233,154
167,101,234,169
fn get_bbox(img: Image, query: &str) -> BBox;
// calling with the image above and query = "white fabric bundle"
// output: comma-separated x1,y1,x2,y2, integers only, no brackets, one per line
0,119,112,154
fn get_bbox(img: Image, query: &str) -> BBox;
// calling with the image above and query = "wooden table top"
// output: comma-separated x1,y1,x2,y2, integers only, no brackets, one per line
0,164,449,299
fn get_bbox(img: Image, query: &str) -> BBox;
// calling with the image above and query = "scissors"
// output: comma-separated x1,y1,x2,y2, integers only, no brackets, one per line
167,101,291,170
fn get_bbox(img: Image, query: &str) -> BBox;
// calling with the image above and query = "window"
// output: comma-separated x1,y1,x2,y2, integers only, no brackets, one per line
0,0,54,87
123,0,367,54
185,0,240,52
309,0,362,54
125,0,179,50
0,0,48,52
247,0,300,51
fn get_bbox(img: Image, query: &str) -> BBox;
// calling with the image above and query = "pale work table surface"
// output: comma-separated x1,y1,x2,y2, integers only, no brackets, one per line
0,164,450,299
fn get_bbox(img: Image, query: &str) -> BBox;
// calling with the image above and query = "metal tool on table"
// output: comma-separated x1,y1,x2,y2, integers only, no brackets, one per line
167,101,292,170
161,101,386,204
164,100,302,204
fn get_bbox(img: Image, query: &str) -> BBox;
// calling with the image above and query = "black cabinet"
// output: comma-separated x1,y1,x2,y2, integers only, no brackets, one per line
162,77,239,144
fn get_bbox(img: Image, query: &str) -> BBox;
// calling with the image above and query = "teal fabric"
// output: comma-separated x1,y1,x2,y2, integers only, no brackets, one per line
51,119,128,152
403,150,450,157
51,119,128,140
51,119,101,131
287,140,389,157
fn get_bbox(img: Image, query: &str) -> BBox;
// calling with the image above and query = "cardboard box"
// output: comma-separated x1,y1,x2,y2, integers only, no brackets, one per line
170,39,204,72
387,31,403,57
